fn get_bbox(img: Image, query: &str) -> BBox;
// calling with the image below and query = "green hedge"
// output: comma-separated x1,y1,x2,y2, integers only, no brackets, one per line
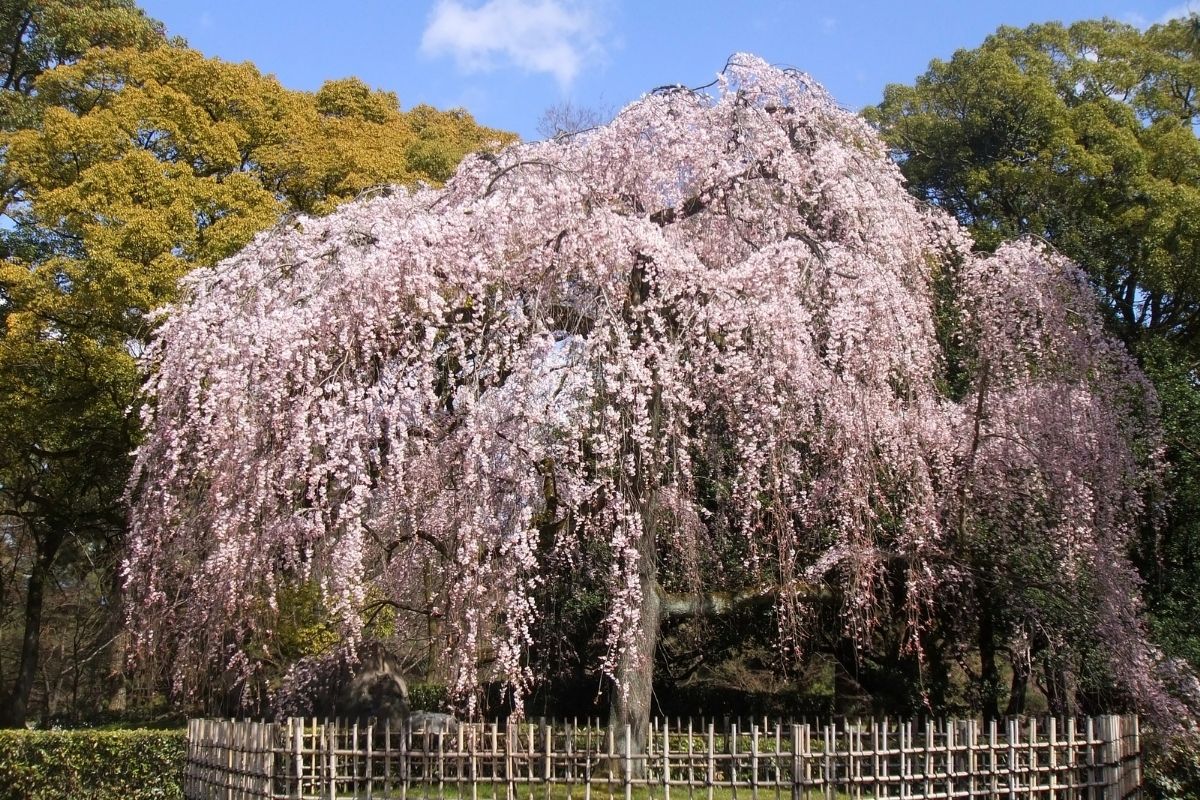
408,682,450,712
0,728,185,800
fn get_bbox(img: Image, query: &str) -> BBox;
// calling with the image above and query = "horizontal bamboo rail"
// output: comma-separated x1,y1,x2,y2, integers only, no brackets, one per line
185,714,1141,800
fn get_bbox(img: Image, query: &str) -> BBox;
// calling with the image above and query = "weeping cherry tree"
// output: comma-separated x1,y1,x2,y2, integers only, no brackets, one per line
125,56,1189,734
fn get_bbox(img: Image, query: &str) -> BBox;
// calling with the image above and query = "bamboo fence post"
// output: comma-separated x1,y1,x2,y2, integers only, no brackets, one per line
724,719,734,800
687,718,696,799
188,719,195,798
438,723,446,800
664,719,672,800
986,719,997,799
327,720,336,800
773,722,782,800
707,722,715,800
623,724,633,800
1005,717,1016,800
402,717,410,800
1066,717,1077,797
1086,716,1096,800
968,719,978,800
1029,717,1038,800
566,719,574,790
506,720,516,800
869,720,879,800
361,721,371,800
351,721,360,799
804,724,814,800
385,719,393,800
1103,716,1116,798
822,723,832,800
542,718,551,785
1047,718,1057,800
604,723,614,800
194,719,200,798
1133,714,1143,799
846,720,857,800
926,718,933,799
187,714,194,796
225,720,234,800
542,720,551,800
881,720,890,800
751,722,759,800
524,722,533,800
492,722,501,800
790,724,801,800
945,719,955,800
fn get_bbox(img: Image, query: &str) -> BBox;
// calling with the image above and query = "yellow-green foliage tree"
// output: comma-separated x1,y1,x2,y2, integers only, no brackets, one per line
0,1,513,727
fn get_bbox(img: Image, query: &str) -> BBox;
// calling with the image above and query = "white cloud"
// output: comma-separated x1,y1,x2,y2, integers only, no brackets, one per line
1158,2,1198,23
820,16,837,34
421,0,603,89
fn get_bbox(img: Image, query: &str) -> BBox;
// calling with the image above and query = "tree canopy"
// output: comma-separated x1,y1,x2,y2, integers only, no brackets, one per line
125,55,1187,730
0,0,165,99
865,17,1200,350
0,1,512,726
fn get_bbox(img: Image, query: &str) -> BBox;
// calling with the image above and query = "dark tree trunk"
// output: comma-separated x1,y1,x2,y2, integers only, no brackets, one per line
1,549,53,728
609,259,662,774
1005,650,1030,716
608,522,660,778
100,562,131,714
977,588,1001,722
1043,658,1076,717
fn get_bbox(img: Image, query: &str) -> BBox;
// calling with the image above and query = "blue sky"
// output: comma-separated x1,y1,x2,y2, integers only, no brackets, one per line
139,0,1197,140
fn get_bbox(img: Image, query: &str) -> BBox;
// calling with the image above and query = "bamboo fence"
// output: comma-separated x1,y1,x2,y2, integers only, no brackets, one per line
184,714,1141,800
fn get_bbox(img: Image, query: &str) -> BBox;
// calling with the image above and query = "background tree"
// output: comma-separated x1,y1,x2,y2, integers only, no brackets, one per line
0,4,512,727
866,15,1200,718
866,17,1200,347
0,0,165,100
125,57,1182,750
535,100,613,139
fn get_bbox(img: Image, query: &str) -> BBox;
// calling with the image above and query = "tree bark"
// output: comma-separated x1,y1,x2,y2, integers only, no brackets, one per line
1043,659,1077,717
1,547,53,727
977,587,1001,722
608,521,661,778
1004,649,1030,716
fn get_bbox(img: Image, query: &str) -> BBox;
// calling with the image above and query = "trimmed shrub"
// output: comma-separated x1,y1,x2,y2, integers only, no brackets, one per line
407,682,449,712
0,728,184,800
